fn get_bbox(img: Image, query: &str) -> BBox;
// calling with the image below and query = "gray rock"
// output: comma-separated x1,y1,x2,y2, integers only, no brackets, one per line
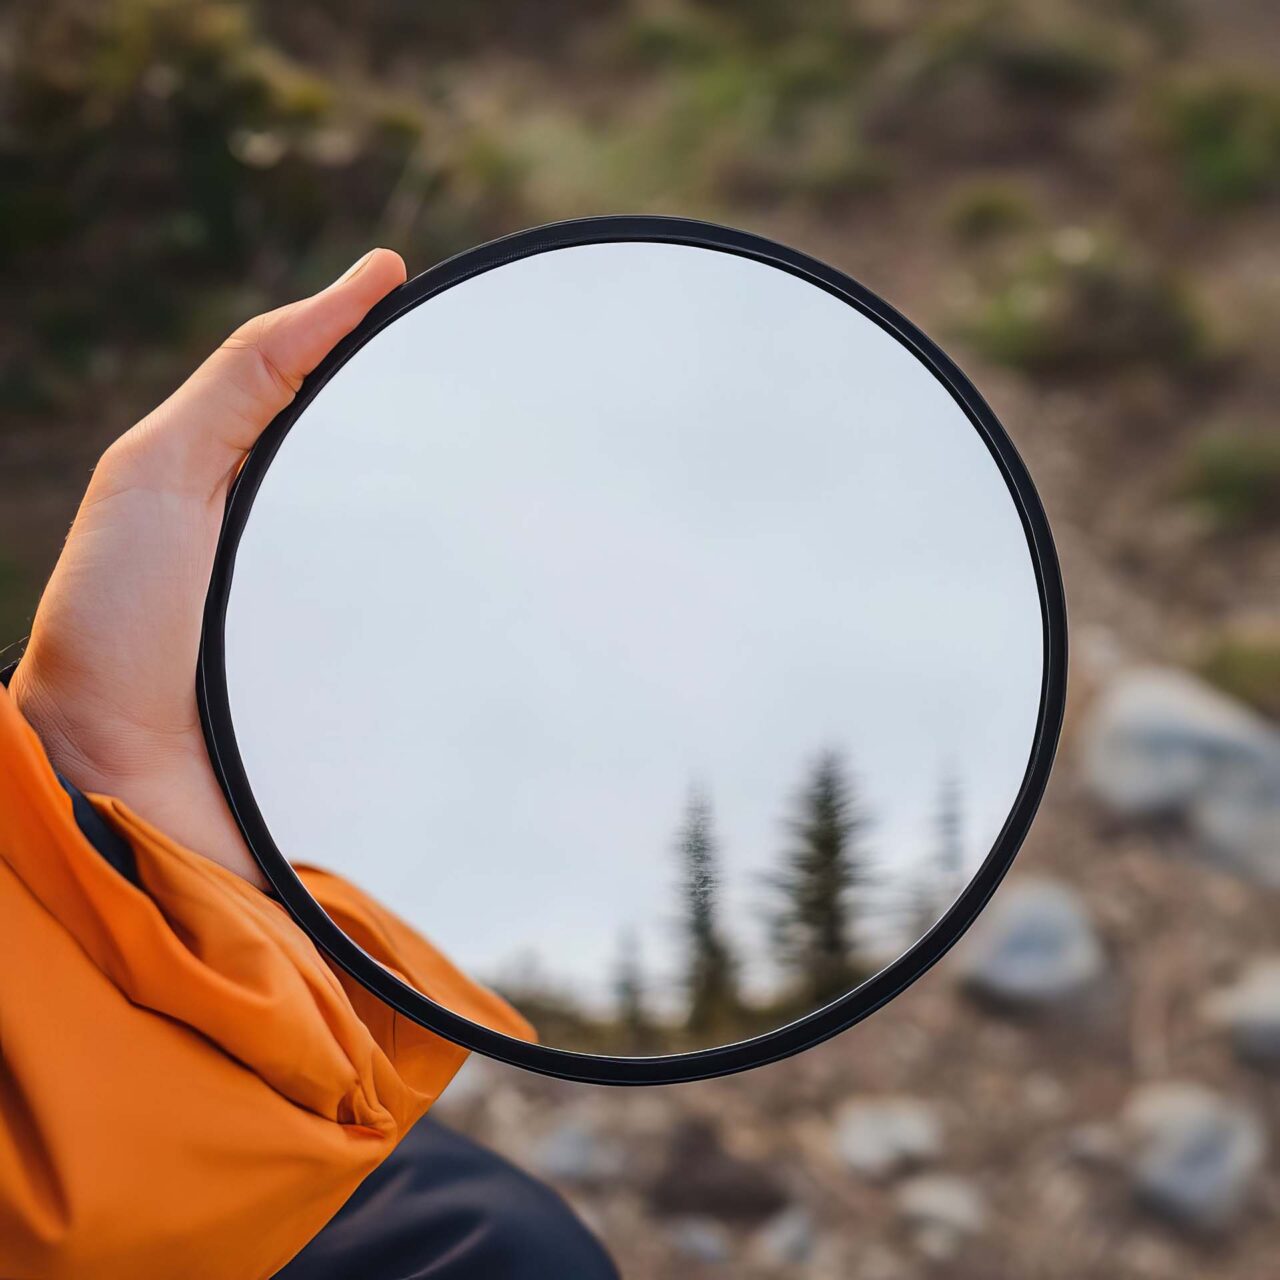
1204,958,1280,1067
956,879,1104,1007
1123,1082,1267,1231
896,1175,986,1258
1082,668,1280,883
667,1217,731,1263
531,1119,624,1185
755,1205,815,1265
835,1098,943,1180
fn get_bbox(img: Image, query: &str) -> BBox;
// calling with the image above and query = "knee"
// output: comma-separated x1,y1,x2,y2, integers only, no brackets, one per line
427,1127,619,1280
278,1119,619,1280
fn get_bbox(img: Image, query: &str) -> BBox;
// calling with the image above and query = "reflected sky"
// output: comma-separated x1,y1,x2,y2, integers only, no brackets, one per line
223,241,1043,1040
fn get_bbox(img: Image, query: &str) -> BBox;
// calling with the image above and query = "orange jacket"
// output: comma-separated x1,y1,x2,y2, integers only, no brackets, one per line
0,685,531,1279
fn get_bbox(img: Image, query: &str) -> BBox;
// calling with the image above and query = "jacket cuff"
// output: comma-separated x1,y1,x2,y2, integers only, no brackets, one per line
0,651,139,884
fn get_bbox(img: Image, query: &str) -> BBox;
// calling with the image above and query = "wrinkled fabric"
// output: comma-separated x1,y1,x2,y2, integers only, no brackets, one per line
0,686,532,1279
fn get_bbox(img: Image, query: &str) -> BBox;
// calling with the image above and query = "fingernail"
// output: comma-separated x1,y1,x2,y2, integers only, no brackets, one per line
333,249,376,286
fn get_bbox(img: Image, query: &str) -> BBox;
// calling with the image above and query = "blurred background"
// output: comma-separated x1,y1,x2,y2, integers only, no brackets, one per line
2,0,1278,1275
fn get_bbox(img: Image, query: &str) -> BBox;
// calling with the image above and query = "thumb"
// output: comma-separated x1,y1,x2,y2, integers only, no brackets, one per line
113,248,407,495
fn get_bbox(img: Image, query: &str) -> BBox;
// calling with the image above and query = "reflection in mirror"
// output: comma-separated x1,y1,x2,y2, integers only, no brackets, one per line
219,241,1043,1057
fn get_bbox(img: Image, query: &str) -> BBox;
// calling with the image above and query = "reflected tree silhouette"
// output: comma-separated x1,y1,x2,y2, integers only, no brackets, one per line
768,750,870,1008
491,756,963,1052
909,768,969,940
612,927,652,1053
676,787,742,1036
934,767,966,898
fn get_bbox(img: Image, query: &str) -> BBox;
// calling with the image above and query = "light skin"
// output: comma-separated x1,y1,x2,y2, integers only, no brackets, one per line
9,248,407,890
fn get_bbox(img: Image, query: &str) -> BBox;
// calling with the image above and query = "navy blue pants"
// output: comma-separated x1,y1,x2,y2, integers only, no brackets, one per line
275,1119,620,1279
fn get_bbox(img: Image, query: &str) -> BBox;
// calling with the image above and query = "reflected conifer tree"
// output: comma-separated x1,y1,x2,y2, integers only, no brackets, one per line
768,750,869,1008
676,787,741,1035
909,768,968,939
613,928,652,1053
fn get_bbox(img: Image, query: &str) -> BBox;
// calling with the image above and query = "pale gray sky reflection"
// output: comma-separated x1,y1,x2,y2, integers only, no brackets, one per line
223,241,1043,1040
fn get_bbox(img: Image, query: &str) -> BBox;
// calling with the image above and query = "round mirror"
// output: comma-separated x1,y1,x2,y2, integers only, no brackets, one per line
199,216,1066,1085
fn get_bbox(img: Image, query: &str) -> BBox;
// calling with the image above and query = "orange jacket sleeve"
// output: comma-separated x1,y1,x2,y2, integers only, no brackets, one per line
0,685,531,1280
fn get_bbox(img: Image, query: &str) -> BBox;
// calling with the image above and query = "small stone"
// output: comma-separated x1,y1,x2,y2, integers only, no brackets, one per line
856,1243,910,1280
755,1205,815,1265
647,1118,789,1224
1023,1072,1067,1115
914,1223,962,1263
531,1119,624,1186
1204,958,1280,1067
1082,667,1280,883
667,1217,731,1263
896,1174,986,1257
1123,1082,1267,1231
834,1098,943,1180
956,879,1104,1007
1065,1122,1121,1167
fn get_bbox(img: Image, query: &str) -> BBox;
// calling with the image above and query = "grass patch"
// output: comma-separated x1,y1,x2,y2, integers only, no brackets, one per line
609,13,887,208
1159,72,1280,207
916,3,1120,103
945,180,1036,240
957,228,1210,375
1180,429,1280,533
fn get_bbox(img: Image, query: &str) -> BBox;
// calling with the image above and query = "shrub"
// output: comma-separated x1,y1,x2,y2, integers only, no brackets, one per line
0,0,519,433
916,3,1119,103
958,228,1210,375
945,180,1036,240
1180,429,1280,532
1159,73,1280,207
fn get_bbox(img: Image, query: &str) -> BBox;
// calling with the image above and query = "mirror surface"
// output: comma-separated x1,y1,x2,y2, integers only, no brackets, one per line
216,238,1045,1058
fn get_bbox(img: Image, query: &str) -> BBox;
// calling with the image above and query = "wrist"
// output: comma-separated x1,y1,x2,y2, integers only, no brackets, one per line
7,658,101,784
100,760,270,892
7,657,269,891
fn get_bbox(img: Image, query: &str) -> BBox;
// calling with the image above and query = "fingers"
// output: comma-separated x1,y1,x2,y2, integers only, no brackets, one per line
111,248,407,496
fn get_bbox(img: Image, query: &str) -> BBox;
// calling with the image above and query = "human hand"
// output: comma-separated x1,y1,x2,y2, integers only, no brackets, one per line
10,249,407,888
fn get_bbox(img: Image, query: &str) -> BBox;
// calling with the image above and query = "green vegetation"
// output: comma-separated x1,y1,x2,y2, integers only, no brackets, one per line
1159,73,1280,207
1,0,523,429
616,8,886,207
945,180,1036,241
2,0,1236,428
958,229,1211,375
1200,632,1280,721
910,1,1121,104
1180,429,1280,533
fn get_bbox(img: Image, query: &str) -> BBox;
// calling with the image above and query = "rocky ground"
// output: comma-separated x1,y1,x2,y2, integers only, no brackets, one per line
434,663,1280,1278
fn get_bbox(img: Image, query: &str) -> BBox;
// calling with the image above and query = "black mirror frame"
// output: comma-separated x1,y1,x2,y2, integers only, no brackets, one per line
198,214,1068,1086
